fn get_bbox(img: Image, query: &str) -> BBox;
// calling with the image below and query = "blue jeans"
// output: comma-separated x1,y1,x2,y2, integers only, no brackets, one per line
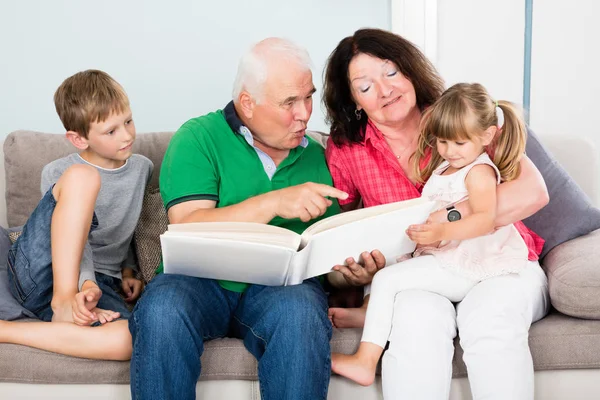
129,274,332,400
6,187,131,322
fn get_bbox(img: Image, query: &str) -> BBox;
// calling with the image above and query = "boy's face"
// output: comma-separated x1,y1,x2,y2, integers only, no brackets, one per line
79,108,136,169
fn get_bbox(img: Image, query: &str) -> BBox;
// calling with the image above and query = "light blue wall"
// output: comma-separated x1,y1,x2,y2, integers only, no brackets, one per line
0,0,390,137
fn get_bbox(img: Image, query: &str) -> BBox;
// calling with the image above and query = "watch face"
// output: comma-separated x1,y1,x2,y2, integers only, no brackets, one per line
448,210,461,222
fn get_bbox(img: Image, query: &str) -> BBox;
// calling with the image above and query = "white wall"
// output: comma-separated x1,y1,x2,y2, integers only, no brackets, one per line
0,0,390,138
435,0,525,106
529,0,600,140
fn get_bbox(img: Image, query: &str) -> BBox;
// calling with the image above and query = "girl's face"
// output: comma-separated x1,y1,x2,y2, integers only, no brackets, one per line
436,130,494,169
348,53,418,128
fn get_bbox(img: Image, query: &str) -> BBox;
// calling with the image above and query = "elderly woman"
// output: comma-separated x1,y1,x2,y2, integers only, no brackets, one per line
323,28,549,399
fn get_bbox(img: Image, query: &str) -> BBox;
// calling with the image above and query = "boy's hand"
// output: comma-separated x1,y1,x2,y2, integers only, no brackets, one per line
121,268,143,302
406,222,446,245
72,281,102,326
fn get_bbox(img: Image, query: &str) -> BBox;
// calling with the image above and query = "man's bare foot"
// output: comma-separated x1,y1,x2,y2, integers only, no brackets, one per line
50,300,75,323
329,307,367,328
92,308,121,324
331,352,378,386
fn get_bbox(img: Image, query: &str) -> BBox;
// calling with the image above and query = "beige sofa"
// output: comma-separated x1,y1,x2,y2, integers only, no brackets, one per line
1,130,600,400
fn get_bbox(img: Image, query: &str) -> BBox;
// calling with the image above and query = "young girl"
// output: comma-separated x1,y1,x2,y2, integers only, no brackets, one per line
331,82,532,386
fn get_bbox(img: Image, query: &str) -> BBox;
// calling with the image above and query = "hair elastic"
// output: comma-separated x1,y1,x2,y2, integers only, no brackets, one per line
495,100,504,128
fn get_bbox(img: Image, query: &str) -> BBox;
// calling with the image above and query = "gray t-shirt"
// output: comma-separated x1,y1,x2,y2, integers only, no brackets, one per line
41,153,154,289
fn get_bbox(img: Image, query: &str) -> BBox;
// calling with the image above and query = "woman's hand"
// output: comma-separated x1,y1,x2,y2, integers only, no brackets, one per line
332,250,386,286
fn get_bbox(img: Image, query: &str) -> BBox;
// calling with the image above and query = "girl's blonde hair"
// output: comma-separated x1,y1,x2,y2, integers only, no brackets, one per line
412,83,527,183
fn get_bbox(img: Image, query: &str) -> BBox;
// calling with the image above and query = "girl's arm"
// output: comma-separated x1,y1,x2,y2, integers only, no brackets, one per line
407,164,498,244
426,155,549,226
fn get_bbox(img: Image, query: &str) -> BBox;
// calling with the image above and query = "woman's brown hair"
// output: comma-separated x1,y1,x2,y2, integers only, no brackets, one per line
323,28,444,146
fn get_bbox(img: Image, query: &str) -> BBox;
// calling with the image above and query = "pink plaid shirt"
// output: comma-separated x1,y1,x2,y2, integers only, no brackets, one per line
325,120,544,260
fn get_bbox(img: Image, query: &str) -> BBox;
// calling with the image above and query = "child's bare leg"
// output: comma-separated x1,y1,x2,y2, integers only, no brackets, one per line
50,164,101,323
331,341,384,386
0,319,131,360
329,295,369,328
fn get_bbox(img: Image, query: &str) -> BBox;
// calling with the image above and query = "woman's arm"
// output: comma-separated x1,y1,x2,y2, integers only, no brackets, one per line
427,155,549,226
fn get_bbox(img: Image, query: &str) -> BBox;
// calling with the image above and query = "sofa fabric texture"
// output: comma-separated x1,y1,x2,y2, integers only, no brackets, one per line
2,129,600,386
523,128,600,259
544,229,600,319
3,130,173,227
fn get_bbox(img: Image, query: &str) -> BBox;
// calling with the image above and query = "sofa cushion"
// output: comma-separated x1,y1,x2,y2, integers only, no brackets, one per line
523,128,600,259
0,225,36,321
1,311,598,384
133,185,168,283
543,229,600,319
3,130,174,228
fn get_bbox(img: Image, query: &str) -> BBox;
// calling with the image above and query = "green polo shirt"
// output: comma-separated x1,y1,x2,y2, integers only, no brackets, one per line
158,108,340,292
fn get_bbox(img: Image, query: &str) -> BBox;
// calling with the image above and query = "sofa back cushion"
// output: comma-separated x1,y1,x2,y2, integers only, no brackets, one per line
3,130,174,227
134,185,167,283
523,128,600,259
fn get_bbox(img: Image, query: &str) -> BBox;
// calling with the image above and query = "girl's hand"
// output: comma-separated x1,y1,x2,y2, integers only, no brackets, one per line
426,208,448,224
406,222,446,245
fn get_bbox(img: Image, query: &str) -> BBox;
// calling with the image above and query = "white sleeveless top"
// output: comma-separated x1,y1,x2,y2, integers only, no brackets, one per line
413,153,529,281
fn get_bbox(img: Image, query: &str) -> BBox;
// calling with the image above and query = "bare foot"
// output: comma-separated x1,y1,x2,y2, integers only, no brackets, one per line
0,320,7,341
331,352,377,386
329,307,366,328
50,300,75,323
92,308,121,324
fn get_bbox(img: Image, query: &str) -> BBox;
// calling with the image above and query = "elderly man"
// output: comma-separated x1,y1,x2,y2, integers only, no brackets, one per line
129,38,384,400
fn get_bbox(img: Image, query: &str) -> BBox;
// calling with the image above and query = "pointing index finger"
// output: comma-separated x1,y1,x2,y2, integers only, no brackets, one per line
315,184,348,200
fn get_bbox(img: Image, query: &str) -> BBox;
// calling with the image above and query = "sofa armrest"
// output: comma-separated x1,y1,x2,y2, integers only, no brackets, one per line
543,228,600,319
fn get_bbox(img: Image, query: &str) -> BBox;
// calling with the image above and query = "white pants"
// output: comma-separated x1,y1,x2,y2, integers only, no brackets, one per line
380,260,549,400
361,255,476,348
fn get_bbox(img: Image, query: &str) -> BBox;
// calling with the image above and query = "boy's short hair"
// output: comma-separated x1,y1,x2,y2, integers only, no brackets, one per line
54,70,129,138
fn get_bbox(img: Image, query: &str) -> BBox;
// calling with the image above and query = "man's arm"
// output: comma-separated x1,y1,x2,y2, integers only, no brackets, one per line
427,155,549,226
168,182,348,224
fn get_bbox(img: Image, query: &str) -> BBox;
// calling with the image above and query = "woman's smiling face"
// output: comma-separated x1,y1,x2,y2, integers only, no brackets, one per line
348,53,418,127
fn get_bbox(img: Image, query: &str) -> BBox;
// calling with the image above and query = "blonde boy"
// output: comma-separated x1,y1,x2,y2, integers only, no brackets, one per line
0,70,152,360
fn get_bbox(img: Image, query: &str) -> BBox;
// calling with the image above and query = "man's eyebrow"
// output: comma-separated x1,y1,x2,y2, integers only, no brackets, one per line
281,87,316,104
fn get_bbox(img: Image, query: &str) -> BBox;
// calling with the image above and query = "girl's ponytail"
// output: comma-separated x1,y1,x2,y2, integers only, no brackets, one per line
492,101,527,182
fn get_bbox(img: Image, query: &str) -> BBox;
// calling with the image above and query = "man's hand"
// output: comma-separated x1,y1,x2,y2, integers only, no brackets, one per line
332,250,386,286
121,268,143,302
72,281,102,326
406,222,446,245
273,183,348,222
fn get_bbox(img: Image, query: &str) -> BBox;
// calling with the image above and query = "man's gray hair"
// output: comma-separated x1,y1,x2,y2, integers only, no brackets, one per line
232,38,313,103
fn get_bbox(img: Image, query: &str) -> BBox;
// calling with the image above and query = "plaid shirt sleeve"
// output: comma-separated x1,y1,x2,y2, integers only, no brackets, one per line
325,138,359,206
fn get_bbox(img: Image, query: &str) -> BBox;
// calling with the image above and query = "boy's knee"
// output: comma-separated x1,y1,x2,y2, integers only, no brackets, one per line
54,164,101,198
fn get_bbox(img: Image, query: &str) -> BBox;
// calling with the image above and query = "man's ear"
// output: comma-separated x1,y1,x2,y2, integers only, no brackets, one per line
482,126,498,146
238,91,256,120
65,131,89,150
